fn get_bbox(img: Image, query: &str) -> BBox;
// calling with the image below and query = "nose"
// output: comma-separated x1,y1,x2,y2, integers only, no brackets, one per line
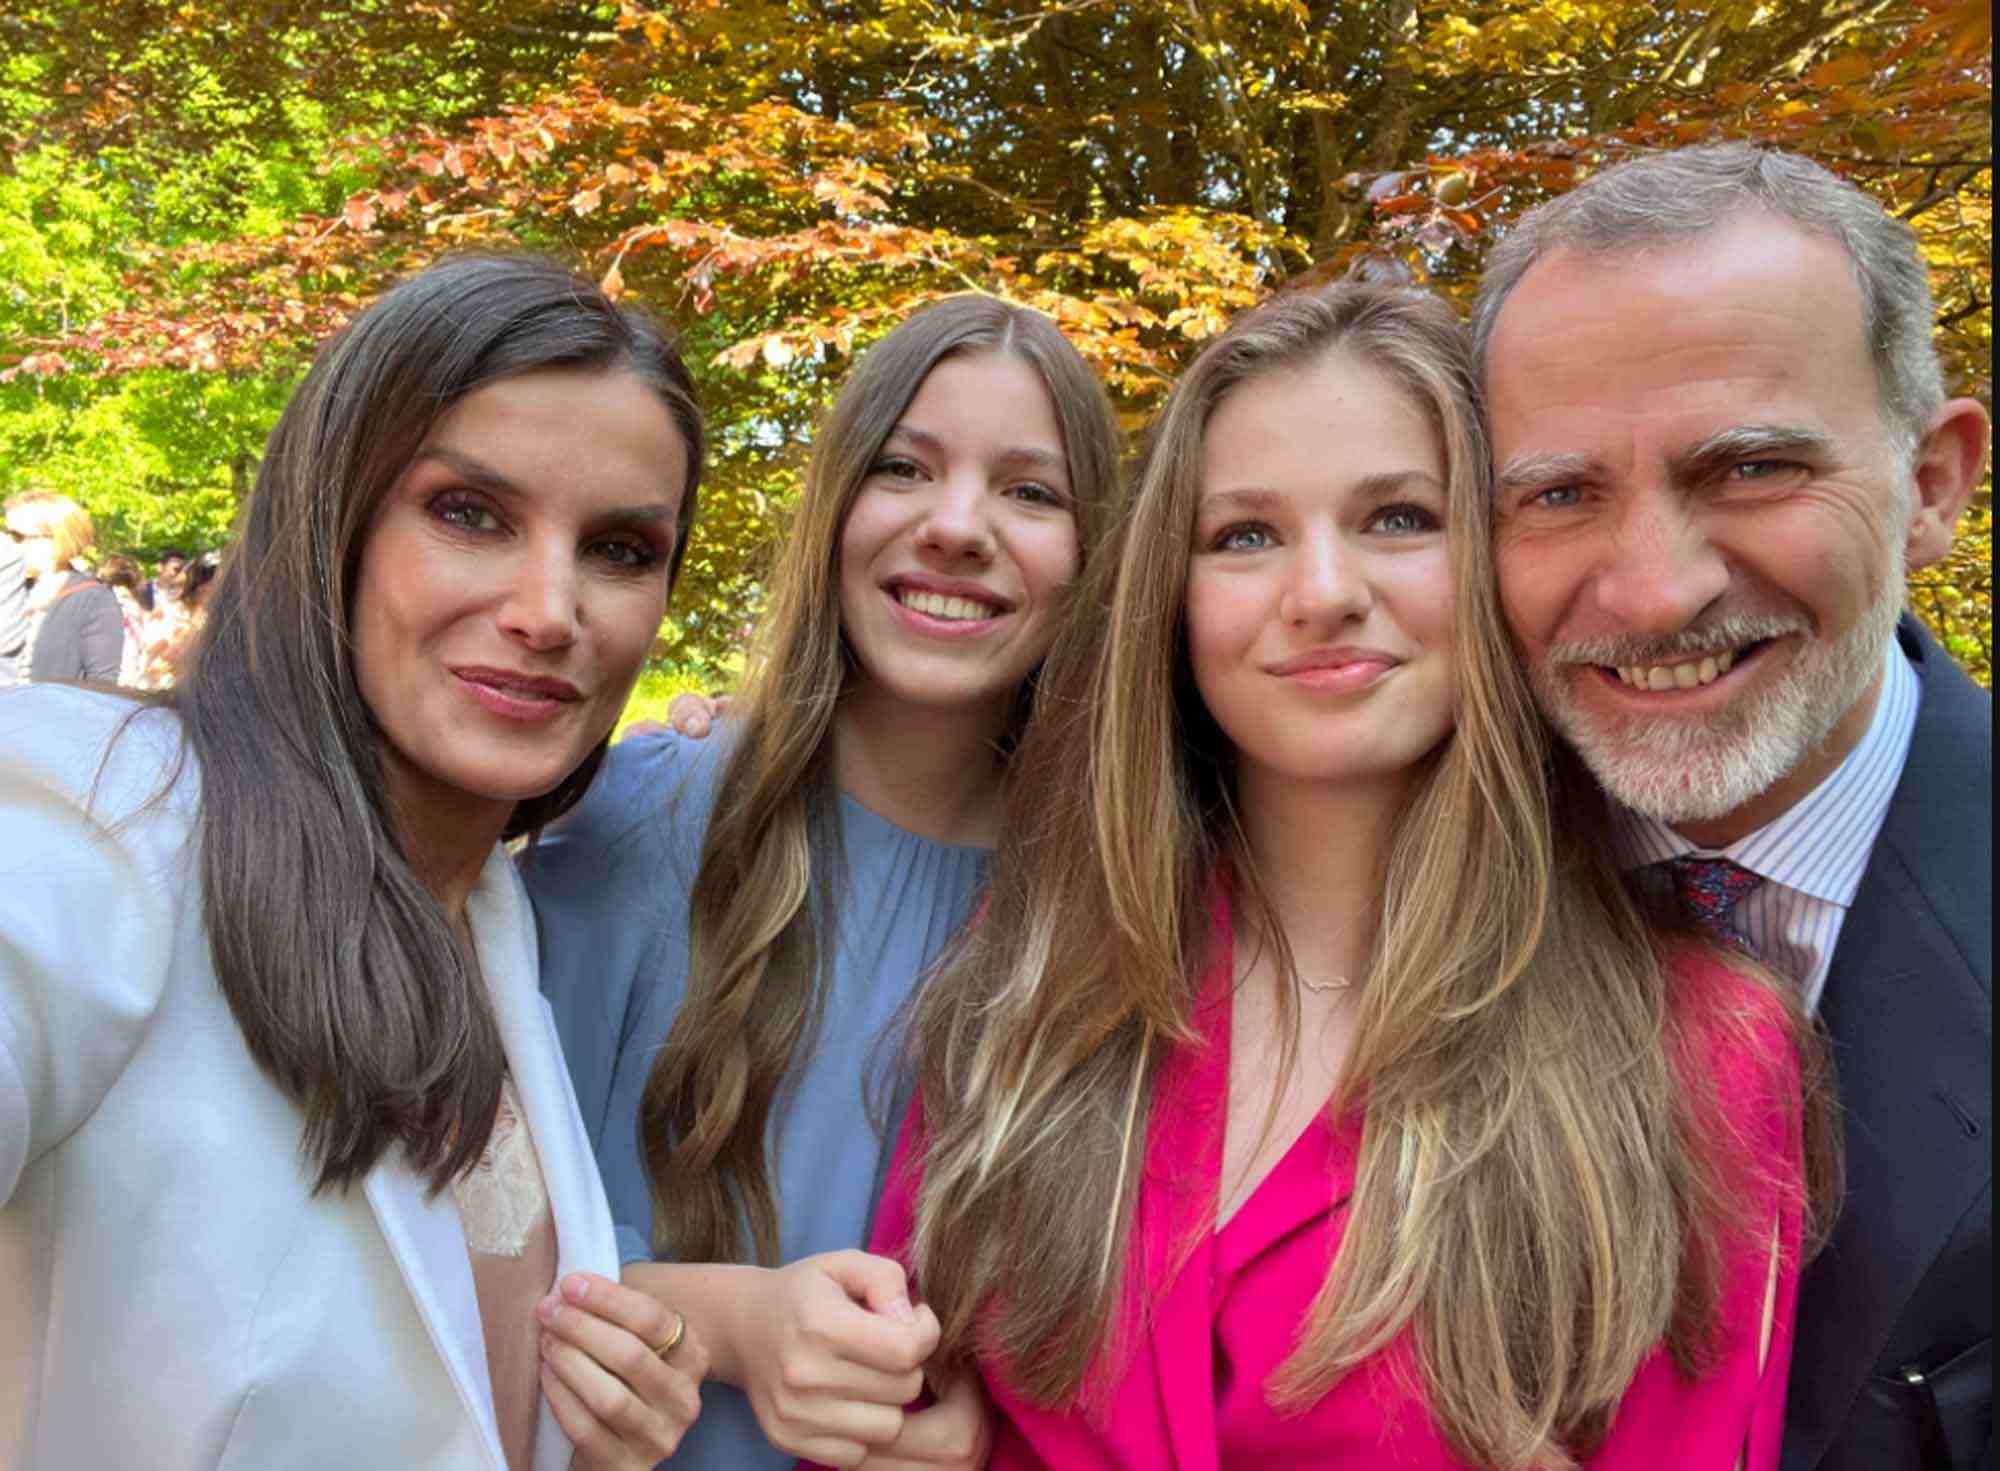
914,475,995,563
1591,487,1728,637
499,543,580,652
1282,528,1370,629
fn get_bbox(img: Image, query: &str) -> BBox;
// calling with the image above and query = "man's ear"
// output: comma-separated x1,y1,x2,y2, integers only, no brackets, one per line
1905,397,1990,571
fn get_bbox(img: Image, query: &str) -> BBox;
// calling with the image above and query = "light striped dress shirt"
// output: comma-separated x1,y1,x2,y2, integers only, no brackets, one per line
1615,641,1921,1015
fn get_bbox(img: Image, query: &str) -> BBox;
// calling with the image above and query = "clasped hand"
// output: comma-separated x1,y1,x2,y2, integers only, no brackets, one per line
732,1249,949,1466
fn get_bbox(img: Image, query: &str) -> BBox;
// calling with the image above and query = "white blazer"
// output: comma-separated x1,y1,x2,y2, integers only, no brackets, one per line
0,686,620,1471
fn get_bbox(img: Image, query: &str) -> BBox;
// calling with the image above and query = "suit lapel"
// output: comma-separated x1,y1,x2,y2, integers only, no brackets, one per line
362,1155,506,1470
467,846,622,1471
1136,901,1234,1471
1785,621,1993,1469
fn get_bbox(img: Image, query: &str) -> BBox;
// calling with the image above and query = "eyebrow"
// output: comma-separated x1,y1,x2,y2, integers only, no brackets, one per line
1495,426,1839,496
412,447,680,524
1670,424,1837,482
1494,451,1597,496
886,425,1069,475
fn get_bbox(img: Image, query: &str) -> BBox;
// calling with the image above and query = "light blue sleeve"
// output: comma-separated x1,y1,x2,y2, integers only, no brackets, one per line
523,729,727,1262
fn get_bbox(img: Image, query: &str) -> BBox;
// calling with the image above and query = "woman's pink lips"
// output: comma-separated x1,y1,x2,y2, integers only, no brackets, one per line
453,668,580,722
1272,657,1397,693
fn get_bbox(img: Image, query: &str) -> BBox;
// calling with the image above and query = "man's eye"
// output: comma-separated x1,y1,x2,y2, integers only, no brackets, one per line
1729,459,1796,481
1527,485,1582,510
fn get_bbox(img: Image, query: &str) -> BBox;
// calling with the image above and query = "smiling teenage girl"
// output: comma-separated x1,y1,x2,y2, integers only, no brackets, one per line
0,255,708,1471
526,294,1122,1469
872,282,1841,1470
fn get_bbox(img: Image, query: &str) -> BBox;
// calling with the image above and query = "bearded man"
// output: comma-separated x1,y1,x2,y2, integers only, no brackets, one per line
1476,143,1991,1471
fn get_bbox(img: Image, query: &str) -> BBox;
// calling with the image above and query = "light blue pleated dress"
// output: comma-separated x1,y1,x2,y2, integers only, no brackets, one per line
524,728,989,1471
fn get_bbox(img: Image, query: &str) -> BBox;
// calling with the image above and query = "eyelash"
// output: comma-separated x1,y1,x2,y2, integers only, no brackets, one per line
433,493,503,534
1207,503,1438,550
870,455,925,482
428,492,662,570
1210,522,1276,552
1009,482,1071,510
868,458,1071,509
1729,459,1800,482
1522,485,1583,512
1369,502,1440,534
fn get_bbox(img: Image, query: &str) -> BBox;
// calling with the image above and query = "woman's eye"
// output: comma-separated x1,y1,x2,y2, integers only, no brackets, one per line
591,538,660,570
1370,503,1440,535
434,496,503,533
1212,523,1275,552
1009,481,1070,509
869,456,925,482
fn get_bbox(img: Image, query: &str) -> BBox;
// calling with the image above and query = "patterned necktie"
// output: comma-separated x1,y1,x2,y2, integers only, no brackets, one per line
1664,855,1763,950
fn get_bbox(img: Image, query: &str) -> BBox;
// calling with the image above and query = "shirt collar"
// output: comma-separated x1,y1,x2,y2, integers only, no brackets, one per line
1611,639,1920,906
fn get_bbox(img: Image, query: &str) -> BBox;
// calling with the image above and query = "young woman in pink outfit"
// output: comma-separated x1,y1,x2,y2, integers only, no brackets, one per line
860,283,1842,1470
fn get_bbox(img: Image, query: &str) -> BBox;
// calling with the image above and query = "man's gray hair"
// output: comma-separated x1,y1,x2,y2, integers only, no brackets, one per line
1471,142,1943,451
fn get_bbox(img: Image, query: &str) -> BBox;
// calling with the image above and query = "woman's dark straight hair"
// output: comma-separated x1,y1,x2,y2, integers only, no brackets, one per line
169,253,705,1195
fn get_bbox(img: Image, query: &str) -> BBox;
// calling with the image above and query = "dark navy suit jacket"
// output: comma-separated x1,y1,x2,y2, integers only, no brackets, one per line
1783,617,1992,1471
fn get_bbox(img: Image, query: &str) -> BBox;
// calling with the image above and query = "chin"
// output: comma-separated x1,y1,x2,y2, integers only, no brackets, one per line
446,755,592,807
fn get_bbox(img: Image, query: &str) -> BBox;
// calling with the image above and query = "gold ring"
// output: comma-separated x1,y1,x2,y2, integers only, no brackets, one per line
650,1310,686,1359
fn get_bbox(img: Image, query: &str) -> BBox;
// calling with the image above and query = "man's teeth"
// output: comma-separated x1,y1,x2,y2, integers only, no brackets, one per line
1613,649,1737,690
897,589,998,622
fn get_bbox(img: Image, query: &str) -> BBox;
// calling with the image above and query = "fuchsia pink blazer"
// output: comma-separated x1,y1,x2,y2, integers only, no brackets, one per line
866,897,1807,1470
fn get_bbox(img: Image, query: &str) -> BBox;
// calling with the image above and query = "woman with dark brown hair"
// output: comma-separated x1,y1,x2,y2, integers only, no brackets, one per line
0,255,710,1471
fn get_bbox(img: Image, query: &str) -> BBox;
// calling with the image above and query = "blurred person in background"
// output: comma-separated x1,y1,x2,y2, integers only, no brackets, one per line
142,546,190,613
136,548,220,688
0,527,24,687
97,553,150,687
3,491,122,684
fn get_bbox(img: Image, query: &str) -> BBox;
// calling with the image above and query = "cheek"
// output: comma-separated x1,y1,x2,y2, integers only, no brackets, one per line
1494,537,1561,651
835,494,893,612
1741,503,1893,626
348,527,458,696
1182,572,1258,696
1018,519,1082,600
1406,555,1458,656
594,583,670,667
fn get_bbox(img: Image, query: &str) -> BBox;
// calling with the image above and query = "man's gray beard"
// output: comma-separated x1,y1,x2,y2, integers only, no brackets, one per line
1530,570,1905,826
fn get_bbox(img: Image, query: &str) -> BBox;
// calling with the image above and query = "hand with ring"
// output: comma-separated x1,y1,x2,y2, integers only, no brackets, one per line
538,1271,708,1467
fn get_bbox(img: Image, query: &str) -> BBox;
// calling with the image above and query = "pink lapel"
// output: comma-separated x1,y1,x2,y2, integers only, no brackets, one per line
1132,894,1236,1471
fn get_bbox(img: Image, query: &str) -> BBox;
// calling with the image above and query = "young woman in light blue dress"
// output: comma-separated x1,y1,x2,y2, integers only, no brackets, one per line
526,294,1123,1470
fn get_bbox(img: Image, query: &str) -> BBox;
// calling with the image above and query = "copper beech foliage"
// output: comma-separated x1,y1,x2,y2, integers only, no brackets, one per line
3,0,1989,681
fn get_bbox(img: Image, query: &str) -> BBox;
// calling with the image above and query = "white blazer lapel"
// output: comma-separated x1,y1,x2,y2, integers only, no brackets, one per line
361,1156,507,1470
468,846,622,1471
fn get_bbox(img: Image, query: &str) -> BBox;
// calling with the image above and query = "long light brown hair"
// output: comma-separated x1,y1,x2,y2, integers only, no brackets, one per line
905,282,1840,1466
169,254,704,1195
642,295,1124,1265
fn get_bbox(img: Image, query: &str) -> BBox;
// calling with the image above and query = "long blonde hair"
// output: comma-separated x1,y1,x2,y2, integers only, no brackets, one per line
642,295,1124,1265
906,282,1840,1466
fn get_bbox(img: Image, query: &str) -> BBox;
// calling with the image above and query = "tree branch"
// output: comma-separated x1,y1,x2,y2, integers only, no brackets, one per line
1936,295,1989,331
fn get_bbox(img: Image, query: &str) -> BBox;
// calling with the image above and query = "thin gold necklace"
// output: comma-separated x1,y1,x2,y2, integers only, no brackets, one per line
1295,971,1352,994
